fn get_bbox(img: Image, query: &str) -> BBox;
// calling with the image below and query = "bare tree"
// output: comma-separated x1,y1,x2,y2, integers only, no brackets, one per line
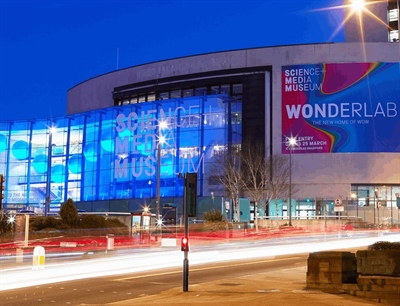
209,147,244,221
265,154,291,220
210,143,297,229
241,142,269,232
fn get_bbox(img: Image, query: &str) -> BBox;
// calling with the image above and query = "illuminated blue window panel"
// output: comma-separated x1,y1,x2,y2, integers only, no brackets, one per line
0,94,241,211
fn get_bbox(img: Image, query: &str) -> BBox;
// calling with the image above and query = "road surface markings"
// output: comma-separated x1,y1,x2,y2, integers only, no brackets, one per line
114,256,302,281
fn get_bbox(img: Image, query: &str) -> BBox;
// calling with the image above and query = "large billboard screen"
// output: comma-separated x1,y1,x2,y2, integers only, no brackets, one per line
282,62,400,154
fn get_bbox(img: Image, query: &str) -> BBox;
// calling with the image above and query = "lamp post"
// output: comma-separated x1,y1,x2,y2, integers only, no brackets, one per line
45,126,56,217
375,189,379,228
156,120,168,223
351,193,357,218
287,136,297,226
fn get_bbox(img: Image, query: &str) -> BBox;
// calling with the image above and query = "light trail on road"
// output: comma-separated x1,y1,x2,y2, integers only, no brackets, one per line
1,233,398,291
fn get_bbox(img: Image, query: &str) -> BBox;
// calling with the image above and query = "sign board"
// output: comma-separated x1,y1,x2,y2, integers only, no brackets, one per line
162,204,177,225
334,206,344,212
281,62,400,154
334,198,342,206
142,215,150,230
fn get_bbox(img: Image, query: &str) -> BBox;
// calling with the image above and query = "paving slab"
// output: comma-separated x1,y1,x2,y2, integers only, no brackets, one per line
107,266,389,306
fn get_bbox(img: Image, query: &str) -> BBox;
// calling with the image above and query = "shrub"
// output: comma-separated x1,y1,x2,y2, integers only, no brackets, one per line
78,214,107,228
30,216,47,231
202,221,230,232
59,198,78,226
203,209,225,222
105,218,126,228
43,216,62,229
368,241,400,250
31,217,65,229
0,211,14,235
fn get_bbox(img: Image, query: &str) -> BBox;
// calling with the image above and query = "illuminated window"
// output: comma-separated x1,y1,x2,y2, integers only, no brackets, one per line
389,30,399,42
389,9,398,22
195,87,207,95
183,89,193,97
211,86,220,94
170,90,181,98
159,92,169,100
220,84,230,95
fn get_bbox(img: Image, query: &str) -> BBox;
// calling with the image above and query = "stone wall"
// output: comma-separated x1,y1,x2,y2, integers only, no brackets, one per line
306,251,357,289
307,251,400,304
357,250,400,276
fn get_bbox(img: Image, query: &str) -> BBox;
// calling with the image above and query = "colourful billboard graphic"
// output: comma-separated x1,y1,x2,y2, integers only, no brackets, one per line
281,62,400,154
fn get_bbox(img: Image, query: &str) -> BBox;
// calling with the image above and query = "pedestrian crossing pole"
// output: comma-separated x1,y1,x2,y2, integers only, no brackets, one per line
182,172,197,292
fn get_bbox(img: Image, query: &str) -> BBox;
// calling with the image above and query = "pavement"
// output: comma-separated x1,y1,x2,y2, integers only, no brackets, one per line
107,265,390,306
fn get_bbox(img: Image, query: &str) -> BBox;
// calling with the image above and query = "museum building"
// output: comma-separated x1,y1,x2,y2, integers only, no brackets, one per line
0,1,399,223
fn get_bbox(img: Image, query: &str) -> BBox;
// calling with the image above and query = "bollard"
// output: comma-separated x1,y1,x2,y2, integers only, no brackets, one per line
32,246,45,270
106,234,114,252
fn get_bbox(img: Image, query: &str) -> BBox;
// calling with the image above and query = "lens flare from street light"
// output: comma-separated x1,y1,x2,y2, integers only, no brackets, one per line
159,120,168,129
288,137,297,147
156,218,164,227
158,120,168,146
159,134,166,145
307,0,389,46
351,0,365,12
285,136,298,148
7,214,15,224
46,124,57,134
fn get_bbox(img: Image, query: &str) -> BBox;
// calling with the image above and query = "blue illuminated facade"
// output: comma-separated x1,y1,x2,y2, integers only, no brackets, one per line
0,94,241,212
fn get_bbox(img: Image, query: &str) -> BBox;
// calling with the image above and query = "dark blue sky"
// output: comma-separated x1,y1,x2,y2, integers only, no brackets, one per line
0,0,344,121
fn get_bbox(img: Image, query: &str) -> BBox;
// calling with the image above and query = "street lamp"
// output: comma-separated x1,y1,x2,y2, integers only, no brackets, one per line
350,0,365,12
45,126,56,217
351,193,358,218
156,120,168,224
374,189,379,228
143,205,150,214
287,136,297,226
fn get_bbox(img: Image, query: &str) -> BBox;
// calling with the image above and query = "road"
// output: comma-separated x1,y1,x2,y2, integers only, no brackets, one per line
1,231,398,305
1,254,307,305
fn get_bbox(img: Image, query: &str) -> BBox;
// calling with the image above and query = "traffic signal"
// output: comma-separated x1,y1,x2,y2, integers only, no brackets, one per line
186,173,197,217
0,174,5,210
181,237,189,252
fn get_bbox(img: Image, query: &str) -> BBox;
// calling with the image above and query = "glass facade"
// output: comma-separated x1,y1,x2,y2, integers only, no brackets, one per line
351,185,400,209
0,94,242,212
